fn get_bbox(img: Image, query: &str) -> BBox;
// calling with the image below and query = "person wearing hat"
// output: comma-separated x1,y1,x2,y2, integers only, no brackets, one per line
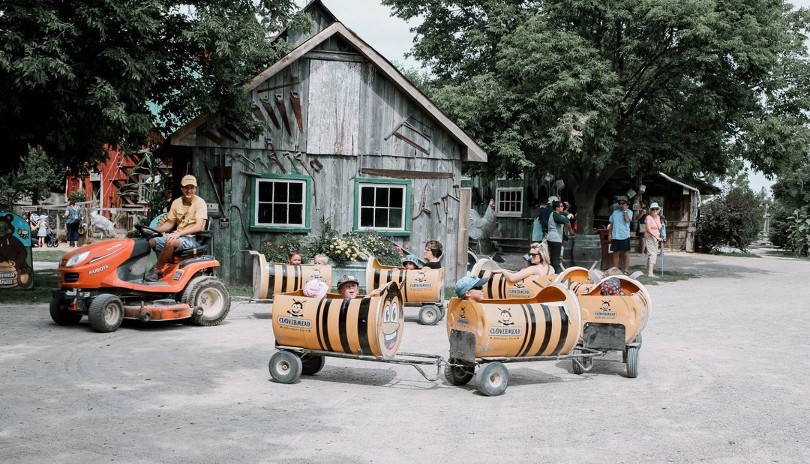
643,202,664,278
454,274,489,302
401,254,421,270
145,174,208,282
608,195,633,274
337,275,362,299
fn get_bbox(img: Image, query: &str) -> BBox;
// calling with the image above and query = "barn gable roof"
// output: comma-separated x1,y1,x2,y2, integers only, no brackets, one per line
171,15,487,163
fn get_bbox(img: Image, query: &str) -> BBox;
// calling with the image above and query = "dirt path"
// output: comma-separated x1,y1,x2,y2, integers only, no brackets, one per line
1,250,808,463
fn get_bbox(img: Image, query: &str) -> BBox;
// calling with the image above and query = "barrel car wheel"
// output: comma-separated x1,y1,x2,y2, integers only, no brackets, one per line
571,347,593,375
626,346,639,378
88,294,124,333
269,351,303,384
301,354,326,376
49,297,82,326
444,359,474,386
418,304,441,326
475,362,510,396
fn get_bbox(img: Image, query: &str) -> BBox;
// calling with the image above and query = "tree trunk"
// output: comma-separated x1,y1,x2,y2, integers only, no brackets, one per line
564,162,620,235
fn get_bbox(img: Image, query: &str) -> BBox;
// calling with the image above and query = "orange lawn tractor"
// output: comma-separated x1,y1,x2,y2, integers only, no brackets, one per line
49,224,230,332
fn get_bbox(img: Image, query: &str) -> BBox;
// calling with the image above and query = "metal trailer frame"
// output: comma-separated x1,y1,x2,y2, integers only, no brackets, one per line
444,348,607,396
268,345,445,384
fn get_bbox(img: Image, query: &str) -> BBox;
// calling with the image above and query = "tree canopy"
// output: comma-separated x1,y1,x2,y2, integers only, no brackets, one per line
0,0,300,176
384,0,810,233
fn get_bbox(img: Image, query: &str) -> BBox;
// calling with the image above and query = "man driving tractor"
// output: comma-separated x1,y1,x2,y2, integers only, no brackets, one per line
145,174,208,282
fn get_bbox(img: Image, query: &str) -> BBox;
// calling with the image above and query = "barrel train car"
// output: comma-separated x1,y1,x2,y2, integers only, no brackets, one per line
366,257,446,325
250,251,333,300
264,259,651,395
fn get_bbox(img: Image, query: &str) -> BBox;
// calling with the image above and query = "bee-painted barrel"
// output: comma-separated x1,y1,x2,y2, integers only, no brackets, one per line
250,251,332,300
552,266,601,294
366,257,443,303
446,284,582,362
470,258,554,299
272,281,404,358
574,275,651,344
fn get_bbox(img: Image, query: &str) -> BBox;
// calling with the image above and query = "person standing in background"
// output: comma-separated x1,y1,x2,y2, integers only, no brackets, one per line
64,200,82,247
644,203,664,277
636,199,648,254
608,196,633,274
546,200,573,273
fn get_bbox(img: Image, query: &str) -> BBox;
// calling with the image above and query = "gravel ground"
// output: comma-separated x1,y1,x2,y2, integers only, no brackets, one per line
1,249,808,463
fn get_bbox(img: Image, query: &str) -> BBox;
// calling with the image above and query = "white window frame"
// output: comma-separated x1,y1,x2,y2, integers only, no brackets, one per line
496,187,524,217
252,176,311,231
355,180,411,235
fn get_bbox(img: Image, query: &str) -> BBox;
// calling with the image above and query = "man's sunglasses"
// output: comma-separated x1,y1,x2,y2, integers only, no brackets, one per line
472,286,483,290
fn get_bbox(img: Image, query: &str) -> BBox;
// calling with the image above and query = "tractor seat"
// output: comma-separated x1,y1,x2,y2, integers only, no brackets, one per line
170,220,212,261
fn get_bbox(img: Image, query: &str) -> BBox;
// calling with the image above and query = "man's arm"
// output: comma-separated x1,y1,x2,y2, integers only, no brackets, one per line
154,218,177,234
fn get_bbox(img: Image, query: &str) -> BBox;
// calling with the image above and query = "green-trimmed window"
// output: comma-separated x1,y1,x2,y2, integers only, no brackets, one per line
354,178,411,235
496,187,523,217
251,174,311,232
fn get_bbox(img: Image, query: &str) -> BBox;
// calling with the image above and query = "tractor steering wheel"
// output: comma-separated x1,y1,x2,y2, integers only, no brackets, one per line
134,224,162,239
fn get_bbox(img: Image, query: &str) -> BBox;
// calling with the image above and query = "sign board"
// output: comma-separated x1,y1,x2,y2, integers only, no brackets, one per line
0,212,34,289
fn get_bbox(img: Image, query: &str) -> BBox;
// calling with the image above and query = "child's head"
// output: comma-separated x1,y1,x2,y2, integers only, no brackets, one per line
313,254,329,266
337,275,360,299
454,275,488,302
402,254,420,270
288,250,302,265
303,279,328,299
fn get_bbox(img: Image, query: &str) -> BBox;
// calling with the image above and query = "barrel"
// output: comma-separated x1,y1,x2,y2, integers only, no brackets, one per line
571,234,601,268
366,257,443,303
575,275,651,344
251,251,332,300
446,284,582,360
272,281,404,358
470,258,553,299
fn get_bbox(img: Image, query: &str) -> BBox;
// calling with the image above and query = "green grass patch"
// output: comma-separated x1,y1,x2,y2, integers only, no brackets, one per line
761,249,810,260
33,250,66,262
229,285,253,297
0,270,59,304
637,271,696,285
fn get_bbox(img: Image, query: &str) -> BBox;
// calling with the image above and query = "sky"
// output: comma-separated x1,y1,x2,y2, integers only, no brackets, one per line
311,0,810,195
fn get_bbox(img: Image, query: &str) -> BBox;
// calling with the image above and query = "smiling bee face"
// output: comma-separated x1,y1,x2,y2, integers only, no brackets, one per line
499,308,514,326
288,299,304,317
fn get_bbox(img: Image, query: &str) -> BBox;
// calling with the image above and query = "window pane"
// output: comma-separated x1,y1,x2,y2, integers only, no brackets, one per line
274,204,289,223
374,208,387,227
289,183,303,203
274,182,288,202
258,203,272,222
376,188,389,207
390,187,403,206
258,181,273,201
289,204,303,225
360,207,374,227
389,208,403,228
361,186,374,206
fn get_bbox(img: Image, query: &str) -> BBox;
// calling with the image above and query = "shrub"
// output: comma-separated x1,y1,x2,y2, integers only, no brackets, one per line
785,209,810,257
259,235,307,263
695,184,765,253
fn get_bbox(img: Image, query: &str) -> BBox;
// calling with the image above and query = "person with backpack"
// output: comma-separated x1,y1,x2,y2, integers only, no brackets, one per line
64,200,82,247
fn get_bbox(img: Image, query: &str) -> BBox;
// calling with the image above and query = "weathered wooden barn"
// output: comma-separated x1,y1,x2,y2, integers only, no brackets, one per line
167,1,487,285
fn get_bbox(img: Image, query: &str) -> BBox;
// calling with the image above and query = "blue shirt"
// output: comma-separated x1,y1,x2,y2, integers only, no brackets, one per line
609,208,632,240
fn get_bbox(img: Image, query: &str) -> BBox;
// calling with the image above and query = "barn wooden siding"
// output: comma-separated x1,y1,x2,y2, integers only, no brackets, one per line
189,44,466,285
